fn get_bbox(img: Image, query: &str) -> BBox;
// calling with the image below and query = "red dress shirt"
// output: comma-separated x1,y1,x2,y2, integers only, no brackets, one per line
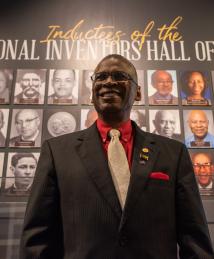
96,118,134,168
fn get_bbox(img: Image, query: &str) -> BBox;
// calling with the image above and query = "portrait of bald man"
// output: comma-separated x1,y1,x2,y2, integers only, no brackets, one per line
149,109,182,141
184,110,214,148
14,69,46,104
9,109,43,147
48,69,78,104
190,150,214,196
148,70,178,105
20,54,213,259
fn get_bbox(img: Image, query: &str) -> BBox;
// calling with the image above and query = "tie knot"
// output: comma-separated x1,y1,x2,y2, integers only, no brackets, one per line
109,129,120,139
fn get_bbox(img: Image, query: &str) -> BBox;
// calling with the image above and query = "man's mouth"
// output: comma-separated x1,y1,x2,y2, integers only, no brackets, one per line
99,89,121,98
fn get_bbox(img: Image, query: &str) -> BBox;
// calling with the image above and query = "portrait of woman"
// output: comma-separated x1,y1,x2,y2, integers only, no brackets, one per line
181,71,212,105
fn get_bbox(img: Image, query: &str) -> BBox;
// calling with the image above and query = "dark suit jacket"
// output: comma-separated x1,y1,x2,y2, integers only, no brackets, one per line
20,122,214,259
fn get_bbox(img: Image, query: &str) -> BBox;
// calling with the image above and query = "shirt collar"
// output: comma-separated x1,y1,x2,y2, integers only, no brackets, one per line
96,118,132,143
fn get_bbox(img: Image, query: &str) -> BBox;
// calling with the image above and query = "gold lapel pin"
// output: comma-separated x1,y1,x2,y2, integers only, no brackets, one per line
139,147,149,164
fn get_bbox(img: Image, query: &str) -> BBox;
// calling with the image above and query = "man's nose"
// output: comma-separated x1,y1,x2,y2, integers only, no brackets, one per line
24,168,32,176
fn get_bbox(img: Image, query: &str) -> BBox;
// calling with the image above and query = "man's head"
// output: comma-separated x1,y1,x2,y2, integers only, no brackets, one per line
20,71,42,98
52,69,75,98
15,109,40,140
0,110,4,130
153,110,176,138
85,109,98,128
10,153,37,189
91,54,141,124
151,70,173,97
187,110,209,140
191,152,213,188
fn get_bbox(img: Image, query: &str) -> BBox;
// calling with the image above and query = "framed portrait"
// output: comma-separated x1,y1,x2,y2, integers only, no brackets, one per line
149,109,182,141
9,109,43,148
13,69,46,105
183,110,214,148
179,71,212,106
147,70,178,105
48,69,79,105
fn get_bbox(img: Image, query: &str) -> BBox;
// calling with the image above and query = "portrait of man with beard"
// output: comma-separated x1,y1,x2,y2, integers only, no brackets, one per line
14,69,46,104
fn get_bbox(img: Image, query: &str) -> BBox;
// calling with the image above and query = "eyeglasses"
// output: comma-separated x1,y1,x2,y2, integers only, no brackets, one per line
193,162,212,170
91,71,138,86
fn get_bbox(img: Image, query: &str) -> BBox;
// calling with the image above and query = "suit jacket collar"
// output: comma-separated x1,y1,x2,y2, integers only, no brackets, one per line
76,122,160,226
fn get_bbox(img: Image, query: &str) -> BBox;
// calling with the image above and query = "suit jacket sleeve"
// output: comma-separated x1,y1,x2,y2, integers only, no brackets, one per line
176,144,214,258
20,140,64,259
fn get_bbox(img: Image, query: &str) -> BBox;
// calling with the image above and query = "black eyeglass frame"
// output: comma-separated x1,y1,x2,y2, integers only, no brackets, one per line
91,71,138,86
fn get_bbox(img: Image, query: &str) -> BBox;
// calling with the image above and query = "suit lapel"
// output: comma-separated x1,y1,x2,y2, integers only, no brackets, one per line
76,124,122,220
119,124,160,230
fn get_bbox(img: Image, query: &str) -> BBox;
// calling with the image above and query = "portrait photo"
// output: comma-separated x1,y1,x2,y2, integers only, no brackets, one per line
130,109,146,131
0,69,13,104
13,69,46,104
180,71,212,106
80,108,98,130
189,149,214,196
48,69,79,105
0,109,9,147
4,152,40,196
183,110,214,148
9,109,43,148
147,70,178,105
149,109,182,141
43,108,78,141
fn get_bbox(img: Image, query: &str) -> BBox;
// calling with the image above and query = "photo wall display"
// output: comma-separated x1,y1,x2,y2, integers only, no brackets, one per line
0,68,214,200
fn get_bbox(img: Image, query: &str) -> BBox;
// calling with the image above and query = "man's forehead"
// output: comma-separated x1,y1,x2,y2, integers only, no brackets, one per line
22,73,40,79
17,157,37,165
54,70,74,78
95,57,133,74
17,110,37,119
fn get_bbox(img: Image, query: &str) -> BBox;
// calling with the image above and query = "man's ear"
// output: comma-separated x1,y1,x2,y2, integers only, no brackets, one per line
135,86,141,101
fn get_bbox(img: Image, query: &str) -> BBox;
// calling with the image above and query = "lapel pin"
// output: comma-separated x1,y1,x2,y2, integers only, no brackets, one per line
139,147,149,164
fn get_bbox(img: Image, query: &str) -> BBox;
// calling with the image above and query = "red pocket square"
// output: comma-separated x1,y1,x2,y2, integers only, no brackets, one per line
150,172,170,181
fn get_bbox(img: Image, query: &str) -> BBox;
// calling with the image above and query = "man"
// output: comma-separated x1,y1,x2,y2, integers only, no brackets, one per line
9,109,42,147
20,54,213,259
0,110,6,146
149,70,178,105
191,152,214,195
14,70,44,104
5,153,37,196
185,110,214,148
152,110,181,141
48,69,76,104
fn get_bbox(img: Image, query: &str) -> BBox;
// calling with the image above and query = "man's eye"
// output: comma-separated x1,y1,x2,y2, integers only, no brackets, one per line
113,72,127,81
95,73,107,81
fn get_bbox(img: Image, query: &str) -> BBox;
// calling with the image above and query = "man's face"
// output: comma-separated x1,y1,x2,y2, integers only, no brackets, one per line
20,73,41,98
13,157,37,188
152,71,173,96
192,153,213,187
153,111,176,138
188,111,208,139
0,71,7,93
92,57,141,118
16,110,40,139
52,70,75,98
187,72,205,96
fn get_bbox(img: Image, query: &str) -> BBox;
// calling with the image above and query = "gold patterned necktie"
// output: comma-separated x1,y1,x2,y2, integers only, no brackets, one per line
108,129,130,209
